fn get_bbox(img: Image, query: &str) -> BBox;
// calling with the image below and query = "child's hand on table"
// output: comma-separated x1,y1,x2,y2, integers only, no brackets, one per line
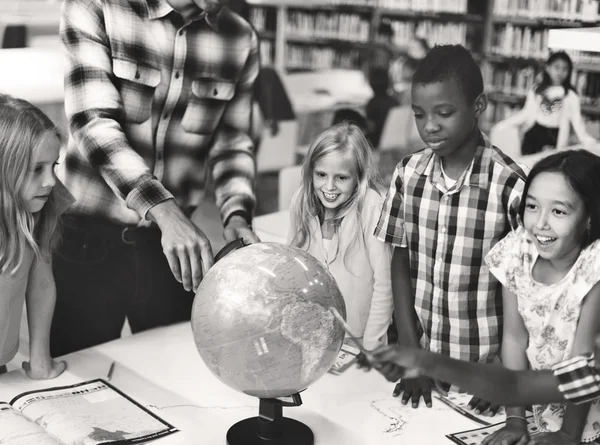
22,359,67,380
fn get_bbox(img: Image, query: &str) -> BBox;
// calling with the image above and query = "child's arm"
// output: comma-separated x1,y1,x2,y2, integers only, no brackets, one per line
390,246,437,407
23,256,66,379
495,286,530,440
559,92,597,149
371,346,565,405
557,282,600,443
391,247,419,347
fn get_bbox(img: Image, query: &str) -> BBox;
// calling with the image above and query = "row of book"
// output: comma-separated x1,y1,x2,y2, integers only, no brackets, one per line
286,12,370,42
250,0,470,13
249,7,271,32
485,65,600,106
391,20,469,48
285,44,361,70
259,40,274,66
490,24,550,60
493,0,599,21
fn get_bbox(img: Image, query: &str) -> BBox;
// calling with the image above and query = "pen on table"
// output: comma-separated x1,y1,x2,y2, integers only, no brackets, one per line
107,361,115,382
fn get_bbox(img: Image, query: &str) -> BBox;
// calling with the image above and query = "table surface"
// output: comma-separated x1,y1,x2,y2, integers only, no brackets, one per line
0,323,497,444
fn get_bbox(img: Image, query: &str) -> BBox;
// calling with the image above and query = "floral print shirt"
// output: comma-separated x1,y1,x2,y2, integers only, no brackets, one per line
486,227,600,443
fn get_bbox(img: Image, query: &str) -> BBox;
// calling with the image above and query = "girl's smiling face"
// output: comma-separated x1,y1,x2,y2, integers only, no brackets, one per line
523,171,589,265
312,152,357,217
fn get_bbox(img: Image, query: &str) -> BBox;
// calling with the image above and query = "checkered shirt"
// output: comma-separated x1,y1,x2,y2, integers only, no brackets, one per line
59,0,259,225
553,354,600,404
374,133,526,362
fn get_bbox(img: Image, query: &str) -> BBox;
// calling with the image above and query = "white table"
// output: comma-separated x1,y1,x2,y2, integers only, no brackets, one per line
0,323,494,444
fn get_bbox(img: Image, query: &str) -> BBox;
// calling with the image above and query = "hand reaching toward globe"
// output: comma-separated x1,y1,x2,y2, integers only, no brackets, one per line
223,215,260,244
148,199,214,293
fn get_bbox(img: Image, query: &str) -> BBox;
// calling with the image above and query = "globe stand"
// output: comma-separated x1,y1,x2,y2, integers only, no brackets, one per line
226,393,314,445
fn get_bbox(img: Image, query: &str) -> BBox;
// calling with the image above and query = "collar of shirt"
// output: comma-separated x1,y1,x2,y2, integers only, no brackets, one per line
414,131,493,192
145,0,222,30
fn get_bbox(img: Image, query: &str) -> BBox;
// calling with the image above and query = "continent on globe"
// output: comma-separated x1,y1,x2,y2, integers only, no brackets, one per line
192,242,347,399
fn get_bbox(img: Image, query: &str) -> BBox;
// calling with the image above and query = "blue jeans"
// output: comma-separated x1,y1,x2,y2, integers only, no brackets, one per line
50,214,194,357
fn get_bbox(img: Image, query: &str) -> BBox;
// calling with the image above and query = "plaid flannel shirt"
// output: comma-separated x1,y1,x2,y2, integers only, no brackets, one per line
58,0,259,225
374,133,526,363
553,354,600,405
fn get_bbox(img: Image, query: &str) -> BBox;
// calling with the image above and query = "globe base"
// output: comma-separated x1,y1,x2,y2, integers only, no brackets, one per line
226,397,314,445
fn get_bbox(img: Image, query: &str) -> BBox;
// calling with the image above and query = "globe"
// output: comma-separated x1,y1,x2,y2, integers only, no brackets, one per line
191,242,346,400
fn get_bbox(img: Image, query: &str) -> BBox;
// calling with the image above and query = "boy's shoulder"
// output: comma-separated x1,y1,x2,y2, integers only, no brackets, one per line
394,147,433,176
483,143,528,183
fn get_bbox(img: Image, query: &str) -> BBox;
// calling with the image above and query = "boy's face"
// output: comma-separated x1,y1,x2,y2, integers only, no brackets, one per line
411,80,485,157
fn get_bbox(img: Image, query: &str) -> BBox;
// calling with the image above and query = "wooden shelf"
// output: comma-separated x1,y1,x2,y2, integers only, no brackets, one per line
486,54,545,64
490,16,594,27
258,30,277,39
286,35,369,47
380,8,483,23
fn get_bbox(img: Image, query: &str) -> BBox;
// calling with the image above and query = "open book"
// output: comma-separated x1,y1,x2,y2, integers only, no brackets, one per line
0,378,177,444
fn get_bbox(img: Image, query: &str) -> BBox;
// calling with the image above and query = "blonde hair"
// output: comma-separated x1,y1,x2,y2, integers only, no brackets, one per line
290,122,384,268
0,94,62,274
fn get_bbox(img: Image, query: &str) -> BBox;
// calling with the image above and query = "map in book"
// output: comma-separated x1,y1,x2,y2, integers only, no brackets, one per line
0,379,177,445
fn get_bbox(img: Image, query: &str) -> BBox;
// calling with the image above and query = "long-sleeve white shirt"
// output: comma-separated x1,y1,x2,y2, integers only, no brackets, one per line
288,188,394,350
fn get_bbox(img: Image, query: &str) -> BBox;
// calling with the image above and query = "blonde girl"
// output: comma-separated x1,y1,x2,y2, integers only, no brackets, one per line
0,94,73,378
288,122,393,351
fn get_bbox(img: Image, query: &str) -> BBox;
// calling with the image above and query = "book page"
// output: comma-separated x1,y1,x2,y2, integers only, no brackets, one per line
10,379,177,445
0,402,62,445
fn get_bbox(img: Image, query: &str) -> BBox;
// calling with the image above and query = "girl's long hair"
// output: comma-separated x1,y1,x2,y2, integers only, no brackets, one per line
534,51,576,96
290,122,384,269
0,94,62,274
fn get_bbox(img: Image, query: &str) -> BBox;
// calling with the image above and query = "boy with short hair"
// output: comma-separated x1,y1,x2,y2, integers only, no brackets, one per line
374,44,527,412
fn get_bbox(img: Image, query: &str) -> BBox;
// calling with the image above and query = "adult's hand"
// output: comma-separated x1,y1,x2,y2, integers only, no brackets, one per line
223,215,260,244
148,200,214,293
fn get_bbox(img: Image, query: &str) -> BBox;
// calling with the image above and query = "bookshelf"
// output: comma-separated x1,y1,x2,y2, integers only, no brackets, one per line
248,0,488,72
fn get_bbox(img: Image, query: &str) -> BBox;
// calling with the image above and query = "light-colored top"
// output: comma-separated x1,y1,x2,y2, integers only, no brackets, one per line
486,227,600,442
59,0,258,225
500,86,596,149
288,188,394,351
440,162,457,189
0,180,74,366
374,132,526,363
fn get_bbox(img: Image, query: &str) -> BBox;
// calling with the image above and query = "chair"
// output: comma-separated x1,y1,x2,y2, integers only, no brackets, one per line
378,106,420,156
255,120,299,174
278,164,302,211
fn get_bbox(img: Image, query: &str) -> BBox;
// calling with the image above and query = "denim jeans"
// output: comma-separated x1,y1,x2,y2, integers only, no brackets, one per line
50,214,194,357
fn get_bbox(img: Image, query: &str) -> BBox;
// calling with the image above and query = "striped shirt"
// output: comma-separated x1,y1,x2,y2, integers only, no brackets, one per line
59,0,259,225
553,354,600,405
374,133,526,363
